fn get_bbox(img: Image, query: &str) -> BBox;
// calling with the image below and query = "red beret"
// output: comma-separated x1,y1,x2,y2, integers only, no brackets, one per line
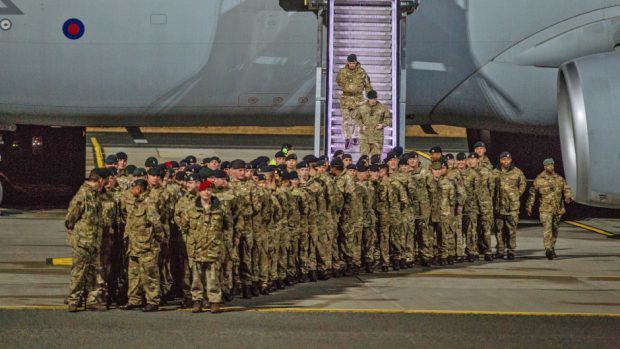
164,161,173,168
199,180,214,192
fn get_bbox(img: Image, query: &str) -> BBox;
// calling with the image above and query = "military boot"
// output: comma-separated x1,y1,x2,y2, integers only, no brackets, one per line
552,248,557,258
365,262,374,274
210,303,221,314
309,270,318,282
318,270,331,280
222,292,234,303
67,304,78,313
447,256,455,265
484,254,493,261
507,252,515,260
120,303,141,311
439,258,448,266
192,301,202,313
87,303,107,312
399,260,408,269
494,252,505,260
232,284,241,296
251,283,260,297
242,285,252,299
276,279,286,289
142,304,159,312
298,273,309,283
381,265,390,272
545,249,554,260
260,285,270,295
392,260,400,271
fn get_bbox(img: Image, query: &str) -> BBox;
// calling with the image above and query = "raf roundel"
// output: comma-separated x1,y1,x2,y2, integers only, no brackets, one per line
62,18,84,40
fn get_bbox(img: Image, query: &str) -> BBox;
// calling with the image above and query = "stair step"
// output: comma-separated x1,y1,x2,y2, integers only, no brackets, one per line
335,0,393,6
334,31,391,39
333,22,392,33
334,15,391,24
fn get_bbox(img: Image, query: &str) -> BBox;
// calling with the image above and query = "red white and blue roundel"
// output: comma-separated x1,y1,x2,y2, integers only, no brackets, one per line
62,18,84,40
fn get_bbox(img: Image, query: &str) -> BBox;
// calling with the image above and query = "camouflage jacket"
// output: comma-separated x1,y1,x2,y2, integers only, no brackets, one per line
473,166,495,214
409,166,431,219
525,171,572,215
337,173,363,223
213,187,236,251
361,180,377,228
479,155,493,171
147,184,172,238
387,173,409,223
174,191,196,235
458,167,480,215
229,178,256,235
336,64,373,108
373,178,391,218
354,101,392,139
125,190,163,256
446,168,467,208
100,188,119,229
65,182,103,251
116,174,133,191
182,197,224,262
427,175,456,223
494,165,526,214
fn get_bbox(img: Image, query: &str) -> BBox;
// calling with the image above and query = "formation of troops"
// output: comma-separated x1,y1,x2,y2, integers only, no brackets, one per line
65,142,573,313
64,53,572,313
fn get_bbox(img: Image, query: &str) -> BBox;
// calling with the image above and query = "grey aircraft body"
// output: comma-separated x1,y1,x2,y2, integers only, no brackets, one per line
0,0,620,208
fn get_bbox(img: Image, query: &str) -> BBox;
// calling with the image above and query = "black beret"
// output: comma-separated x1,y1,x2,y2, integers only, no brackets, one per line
342,153,353,160
188,164,202,173
444,153,455,160
185,155,197,163
456,152,467,161
245,163,254,170
94,167,110,178
347,54,357,62
230,159,246,169
333,150,345,158
392,146,404,156
125,165,137,174
133,167,147,177
281,143,293,151
303,155,318,163
210,156,221,163
157,164,168,177
201,157,212,164
132,179,148,189
330,157,344,169
174,172,186,181
115,152,128,160
385,152,399,162
212,170,227,179
170,161,179,168
473,141,486,149
407,152,419,159
105,155,118,165
429,146,442,154
288,171,299,180
275,151,286,158
468,152,479,159
257,165,272,174
318,155,327,161
286,153,298,161
499,151,511,159
356,164,368,172
316,159,326,166
370,154,381,164
379,164,388,170
367,90,378,99
147,167,161,177
186,173,201,182
108,167,118,176
199,168,214,178
255,156,270,165
145,157,158,167
346,164,357,170
399,157,408,166
296,161,308,169
369,164,380,172
220,161,231,170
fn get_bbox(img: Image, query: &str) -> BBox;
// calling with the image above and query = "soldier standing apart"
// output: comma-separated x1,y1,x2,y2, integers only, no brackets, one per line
182,180,223,314
473,141,493,171
525,159,572,260
494,152,526,260
65,169,106,312
336,53,373,149
354,90,392,158
120,179,163,312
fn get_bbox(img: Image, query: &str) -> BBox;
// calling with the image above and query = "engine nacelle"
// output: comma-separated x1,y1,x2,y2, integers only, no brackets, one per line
558,52,620,209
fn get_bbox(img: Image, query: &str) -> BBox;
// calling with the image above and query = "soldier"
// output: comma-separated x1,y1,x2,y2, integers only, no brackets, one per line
65,168,106,312
468,153,495,261
336,53,373,149
427,161,457,266
116,152,128,173
288,171,308,283
285,153,298,174
386,153,408,270
354,90,392,158
342,153,353,169
116,152,132,190
428,146,443,169
104,155,118,169
457,152,479,262
445,153,466,263
253,168,275,294
525,159,572,260
407,153,432,267
372,163,391,271
144,157,158,171
357,164,377,273
334,160,362,275
473,141,493,171
395,157,414,269
99,168,121,307
494,152,526,260
120,179,163,312
180,180,223,314
308,161,333,280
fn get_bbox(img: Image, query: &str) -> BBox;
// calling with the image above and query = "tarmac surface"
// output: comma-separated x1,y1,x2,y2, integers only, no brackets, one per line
0,210,619,348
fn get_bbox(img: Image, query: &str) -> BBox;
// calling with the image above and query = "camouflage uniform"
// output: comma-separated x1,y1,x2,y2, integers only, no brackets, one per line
337,173,363,269
409,167,432,263
229,178,256,287
325,173,344,273
99,187,121,304
393,171,415,264
525,171,572,251
387,173,408,264
125,190,163,306
446,168,466,259
374,176,391,268
474,166,496,257
428,174,456,261
354,101,392,158
116,170,133,191
147,184,174,298
289,186,307,279
272,185,290,282
459,166,480,258
361,179,377,266
213,187,236,296
308,174,333,275
494,165,526,255
173,190,197,303
336,63,373,141
300,180,319,275
180,197,224,304
165,182,184,297
65,183,103,307
252,185,272,288
479,155,493,171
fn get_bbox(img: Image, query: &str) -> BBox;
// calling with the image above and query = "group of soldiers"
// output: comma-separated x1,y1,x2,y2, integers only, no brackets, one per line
65,141,573,314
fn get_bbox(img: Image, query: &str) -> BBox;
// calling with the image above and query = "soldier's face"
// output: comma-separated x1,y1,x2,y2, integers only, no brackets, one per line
447,159,456,168
318,166,327,174
107,176,117,188
500,157,512,168
147,174,160,186
347,169,357,178
130,185,143,196
357,171,368,181
244,169,254,179
298,167,309,179
457,160,467,169
118,159,127,169
291,178,299,186
467,158,478,168
432,168,442,178
440,167,448,175
544,164,555,173
199,188,213,201
407,157,419,168
399,165,410,173
347,62,357,70
275,157,285,165
380,168,388,177
286,159,297,169
388,158,398,170
368,98,378,106
370,171,380,180
430,153,442,162
186,180,200,193
208,161,219,170
343,158,352,167
213,178,227,188
475,146,486,156
231,168,245,180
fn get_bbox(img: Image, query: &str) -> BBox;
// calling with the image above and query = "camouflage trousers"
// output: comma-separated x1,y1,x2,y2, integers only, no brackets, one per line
275,229,288,281
495,212,519,253
189,259,221,304
127,252,160,306
462,214,479,257
453,213,465,257
430,220,454,259
402,214,416,262
360,136,384,158
339,218,362,268
97,230,115,303
219,245,234,295
286,229,300,279
362,224,376,264
477,211,494,256
68,244,101,307
158,227,173,297
540,213,561,250
377,214,391,267
316,214,333,273
415,218,434,262
237,230,254,286
340,107,361,141
252,230,270,286
178,236,192,301
331,212,344,271
303,216,319,273
389,221,404,262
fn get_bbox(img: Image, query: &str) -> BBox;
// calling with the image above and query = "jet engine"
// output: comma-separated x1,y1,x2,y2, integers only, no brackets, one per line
558,52,620,209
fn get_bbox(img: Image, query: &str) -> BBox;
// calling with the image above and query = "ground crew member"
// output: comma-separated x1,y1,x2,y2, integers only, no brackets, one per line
494,152,526,260
354,90,391,158
525,158,572,260
65,168,106,312
120,179,163,312
336,53,373,149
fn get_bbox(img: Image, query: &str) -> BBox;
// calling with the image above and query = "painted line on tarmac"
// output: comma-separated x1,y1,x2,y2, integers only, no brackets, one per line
564,220,616,238
414,151,431,160
45,258,72,266
1,305,619,317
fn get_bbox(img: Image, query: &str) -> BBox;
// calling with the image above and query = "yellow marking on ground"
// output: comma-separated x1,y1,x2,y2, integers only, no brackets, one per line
90,137,104,168
1,305,619,317
46,258,72,266
86,125,466,138
564,220,615,237
414,151,431,160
